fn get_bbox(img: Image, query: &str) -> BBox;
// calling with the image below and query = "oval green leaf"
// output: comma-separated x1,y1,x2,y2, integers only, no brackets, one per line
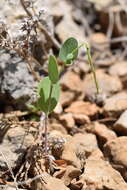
48,55,59,84
59,37,78,65
37,76,60,114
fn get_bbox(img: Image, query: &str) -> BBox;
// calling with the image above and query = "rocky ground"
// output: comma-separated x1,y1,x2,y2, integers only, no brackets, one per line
1,0,127,190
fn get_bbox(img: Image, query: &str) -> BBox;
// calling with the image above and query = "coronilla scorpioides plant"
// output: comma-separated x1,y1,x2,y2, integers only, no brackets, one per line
33,37,99,155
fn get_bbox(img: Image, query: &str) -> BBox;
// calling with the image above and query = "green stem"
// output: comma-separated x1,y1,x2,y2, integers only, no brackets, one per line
77,43,99,94
64,42,99,93
85,44,99,94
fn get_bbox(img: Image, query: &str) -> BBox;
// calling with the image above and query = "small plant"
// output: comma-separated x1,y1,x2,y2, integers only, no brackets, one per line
33,37,99,155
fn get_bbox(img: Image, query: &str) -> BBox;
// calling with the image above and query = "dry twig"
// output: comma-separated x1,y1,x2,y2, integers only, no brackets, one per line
20,0,60,49
0,150,19,190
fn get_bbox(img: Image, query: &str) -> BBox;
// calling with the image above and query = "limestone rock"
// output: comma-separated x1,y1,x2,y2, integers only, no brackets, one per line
0,126,33,170
73,113,90,125
0,51,37,107
60,91,75,107
65,101,99,117
80,158,127,190
109,61,127,77
90,32,109,50
83,70,122,100
87,122,117,144
61,71,83,92
104,137,127,180
32,172,69,190
104,137,127,168
61,133,98,169
56,12,85,43
59,113,75,129
54,166,81,186
104,92,127,117
114,110,127,134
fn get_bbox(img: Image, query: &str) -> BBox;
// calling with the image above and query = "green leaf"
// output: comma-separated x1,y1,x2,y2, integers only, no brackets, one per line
37,76,60,114
48,55,59,84
59,37,78,65
27,104,39,112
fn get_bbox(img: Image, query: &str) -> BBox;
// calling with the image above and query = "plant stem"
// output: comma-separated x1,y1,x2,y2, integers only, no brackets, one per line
85,44,99,94
79,43,99,94
38,112,45,143
44,113,48,155
44,83,53,155
60,42,99,93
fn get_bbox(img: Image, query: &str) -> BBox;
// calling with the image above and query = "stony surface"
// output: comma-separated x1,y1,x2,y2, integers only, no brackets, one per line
80,157,127,190
87,122,117,144
65,101,99,117
59,113,75,129
54,0,85,43
0,138,21,170
104,92,127,117
7,126,34,147
104,137,127,180
59,91,75,107
54,165,81,186
49,123,67,135
114,110,127,134
89,32,109,50
73,113,90,125
0,0,54,38
109,61,127,77
33,172,69,190
61,71,83,92
104,137,127,167
83,70,122,100
1,0,127,190
0,126,34,170
0,51,37,107
61,133,98,169
0,187,26,190
56,16,85,43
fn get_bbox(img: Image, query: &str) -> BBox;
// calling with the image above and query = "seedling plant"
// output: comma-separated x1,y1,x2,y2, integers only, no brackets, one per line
33,37,99,155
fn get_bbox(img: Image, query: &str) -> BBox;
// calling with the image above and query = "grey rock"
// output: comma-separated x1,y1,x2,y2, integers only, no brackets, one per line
0,138,22,170
0,0,53,39
0,51,37,107
0,126,34,170
54,0,85,43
